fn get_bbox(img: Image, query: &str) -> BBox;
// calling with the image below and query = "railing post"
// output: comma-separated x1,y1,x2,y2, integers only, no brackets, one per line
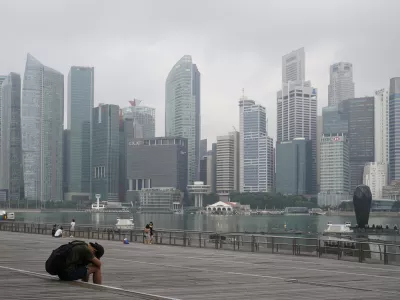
169,232,172,245
215,234,219,249
183,231,187,247
271,237,274,253
199,233,202,248
358,242,363,263
251,235,255,252
384,244,388,265
130,230,133,243
37,224,40,234
292,238,296,255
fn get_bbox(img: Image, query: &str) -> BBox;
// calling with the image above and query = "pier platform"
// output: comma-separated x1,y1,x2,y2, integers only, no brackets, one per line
0,231,400,299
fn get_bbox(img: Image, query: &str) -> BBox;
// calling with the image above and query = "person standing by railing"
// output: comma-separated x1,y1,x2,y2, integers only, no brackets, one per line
70,219,76,238
149,222,154,244
144,224,150,244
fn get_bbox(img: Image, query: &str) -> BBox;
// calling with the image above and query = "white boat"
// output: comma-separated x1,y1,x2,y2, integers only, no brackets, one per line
324,223,353,234
115,217,134,230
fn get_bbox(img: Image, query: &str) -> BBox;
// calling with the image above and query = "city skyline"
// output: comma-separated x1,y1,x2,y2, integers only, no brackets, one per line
1,0,399,144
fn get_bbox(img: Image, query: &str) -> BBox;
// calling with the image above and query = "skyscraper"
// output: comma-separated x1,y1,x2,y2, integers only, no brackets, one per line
282,47,305,83
345,97,374,191
21,54,64,203
277,81,317,193
165,55,200,184
0,73,24,205
276,139,312,195
328,62,355,106
66,66,94,200
277,48,317,193
239,98,272,192
374,88,389,185
239,96,255,192
216,131,239,200
318,134,351,207
389,78,400,183
121,99,155,139
91,104,120,201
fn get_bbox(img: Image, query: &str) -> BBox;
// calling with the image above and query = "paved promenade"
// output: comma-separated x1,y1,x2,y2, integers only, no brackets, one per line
0,231,400,299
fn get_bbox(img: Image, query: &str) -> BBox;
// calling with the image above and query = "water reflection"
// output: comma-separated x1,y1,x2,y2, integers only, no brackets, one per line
13,212,400,234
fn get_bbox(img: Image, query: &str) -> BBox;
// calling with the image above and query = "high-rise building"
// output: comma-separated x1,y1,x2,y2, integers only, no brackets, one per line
119,117,134,202
63,130,70,197
318,134,350,207
282,47,305,83
345,97,374,191
21,54,64,203
121,99,155,139
363,162,386,199
266,136,275,192
277,80,317,193
126,137,188,193
200,139,207,159
239,98,272,192
238,96,255,192
165,55,200,184
276,138,312,195
319,134,350,193
66,66,94,200
389,78,400,184
322,102,349,135
216,132,239,199
0,73,24,205
328,62,355,106
91,104,120,201
211,142,217,193
374,89,389,165
316,115,323,192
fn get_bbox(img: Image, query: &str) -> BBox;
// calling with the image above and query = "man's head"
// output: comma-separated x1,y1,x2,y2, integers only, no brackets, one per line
89,242,105,259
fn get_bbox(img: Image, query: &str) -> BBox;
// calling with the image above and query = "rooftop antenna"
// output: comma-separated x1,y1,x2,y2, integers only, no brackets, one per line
129,98,143,107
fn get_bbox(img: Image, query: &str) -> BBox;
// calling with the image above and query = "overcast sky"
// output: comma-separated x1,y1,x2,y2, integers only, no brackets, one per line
1,0,400,146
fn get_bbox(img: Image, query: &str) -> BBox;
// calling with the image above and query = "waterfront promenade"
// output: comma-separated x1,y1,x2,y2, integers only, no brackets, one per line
1,231,400,299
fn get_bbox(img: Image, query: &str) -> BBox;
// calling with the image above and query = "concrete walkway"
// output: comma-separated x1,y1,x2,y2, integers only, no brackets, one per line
0,231,400,299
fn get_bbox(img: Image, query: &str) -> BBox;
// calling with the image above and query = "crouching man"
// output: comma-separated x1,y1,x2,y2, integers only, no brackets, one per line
45,240,104,285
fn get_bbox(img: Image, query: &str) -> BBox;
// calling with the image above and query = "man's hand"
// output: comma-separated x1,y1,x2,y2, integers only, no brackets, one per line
90,257,102,268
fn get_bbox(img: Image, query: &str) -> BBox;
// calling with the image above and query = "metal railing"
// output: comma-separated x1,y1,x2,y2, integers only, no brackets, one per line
1,221,400,266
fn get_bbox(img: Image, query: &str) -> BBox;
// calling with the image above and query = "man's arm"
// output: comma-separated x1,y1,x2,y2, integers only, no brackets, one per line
90,256,102,268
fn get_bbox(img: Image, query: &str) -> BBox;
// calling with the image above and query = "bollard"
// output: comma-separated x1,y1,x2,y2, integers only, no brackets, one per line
199,233,202,248
251,235,255,252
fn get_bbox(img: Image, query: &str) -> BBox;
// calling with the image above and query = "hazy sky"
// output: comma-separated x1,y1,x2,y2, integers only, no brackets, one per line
1,0,400,146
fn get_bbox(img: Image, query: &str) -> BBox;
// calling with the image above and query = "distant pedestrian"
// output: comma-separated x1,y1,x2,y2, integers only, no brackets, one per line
70,219,76,238
149,222,154,244
144,224,150,244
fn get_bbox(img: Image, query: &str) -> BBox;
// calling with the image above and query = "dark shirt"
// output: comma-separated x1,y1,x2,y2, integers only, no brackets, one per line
64,244,94,272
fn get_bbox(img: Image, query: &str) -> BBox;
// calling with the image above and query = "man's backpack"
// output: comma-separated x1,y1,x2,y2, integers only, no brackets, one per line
45,240,87,275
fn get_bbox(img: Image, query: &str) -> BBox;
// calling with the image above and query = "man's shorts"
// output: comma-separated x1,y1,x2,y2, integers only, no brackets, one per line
58,266,88,281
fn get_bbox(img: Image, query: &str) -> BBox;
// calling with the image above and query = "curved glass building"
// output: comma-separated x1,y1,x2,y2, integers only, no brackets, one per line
165,55,200,185
21,54,64,203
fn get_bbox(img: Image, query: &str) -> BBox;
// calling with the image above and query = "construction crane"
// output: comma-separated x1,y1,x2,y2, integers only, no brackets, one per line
232,126,238,132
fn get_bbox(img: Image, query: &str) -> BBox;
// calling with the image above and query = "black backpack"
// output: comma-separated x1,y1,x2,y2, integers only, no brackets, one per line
45,240,87,275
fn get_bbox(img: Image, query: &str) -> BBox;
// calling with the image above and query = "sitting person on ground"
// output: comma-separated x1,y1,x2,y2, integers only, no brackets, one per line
45,240,104,285
51,224,57,237
54,226,63,238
